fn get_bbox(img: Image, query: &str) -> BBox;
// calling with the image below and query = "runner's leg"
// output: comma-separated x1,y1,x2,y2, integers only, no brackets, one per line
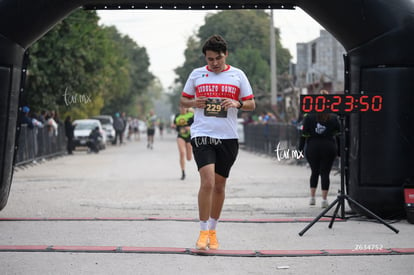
210,173,226,220
198,163,215,221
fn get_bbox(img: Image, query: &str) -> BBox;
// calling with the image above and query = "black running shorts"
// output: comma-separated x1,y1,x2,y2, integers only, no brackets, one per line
191,137,239,178
178,135,191,143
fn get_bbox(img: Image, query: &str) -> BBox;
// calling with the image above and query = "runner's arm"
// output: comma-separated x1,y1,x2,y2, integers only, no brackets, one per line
238,98,256,111
181,96,208,109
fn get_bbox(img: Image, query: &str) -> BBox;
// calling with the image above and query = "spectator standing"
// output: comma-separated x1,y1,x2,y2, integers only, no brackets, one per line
113,112,124,145
64,116,75,154
38,110,47,124
21,106,34,129
30,112,44,128
127,116,133,141
121,112,128,141
299,90,340,208
45,112,58,137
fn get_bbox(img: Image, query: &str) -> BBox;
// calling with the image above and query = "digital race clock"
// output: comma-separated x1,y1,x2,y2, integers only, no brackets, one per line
300,94,383,114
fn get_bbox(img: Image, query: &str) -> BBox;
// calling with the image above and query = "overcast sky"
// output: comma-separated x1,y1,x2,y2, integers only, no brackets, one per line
98,8,323,90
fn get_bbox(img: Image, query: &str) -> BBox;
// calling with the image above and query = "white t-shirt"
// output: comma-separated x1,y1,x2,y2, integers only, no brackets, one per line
182,65,254,139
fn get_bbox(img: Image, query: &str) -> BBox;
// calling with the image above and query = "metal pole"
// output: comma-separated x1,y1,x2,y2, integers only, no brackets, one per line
270,9,277,111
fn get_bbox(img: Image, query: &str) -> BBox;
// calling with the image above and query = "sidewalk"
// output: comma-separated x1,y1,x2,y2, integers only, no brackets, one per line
0,132,412,274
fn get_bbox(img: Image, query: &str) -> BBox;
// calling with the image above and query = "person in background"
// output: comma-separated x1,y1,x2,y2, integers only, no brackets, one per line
158,118,165,139
146,110,157,149
180,34,256,250
87,126,102,153
38,110,47,124
131,117,140,141
173,106,194,180
51,110,62,127
30,112,44,128
127,116,133,141
121,112,128,141
21,106,34,129
299,89,340,208
45,111,58,136
113,112,124,145
64,115,75,155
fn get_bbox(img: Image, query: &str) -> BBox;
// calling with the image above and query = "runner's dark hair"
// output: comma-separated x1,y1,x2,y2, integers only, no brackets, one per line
202,34,228,55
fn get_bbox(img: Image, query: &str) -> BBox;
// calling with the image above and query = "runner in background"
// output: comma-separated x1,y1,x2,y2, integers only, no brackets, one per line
158,118,165,139
173,106,194,180
146,110,157,149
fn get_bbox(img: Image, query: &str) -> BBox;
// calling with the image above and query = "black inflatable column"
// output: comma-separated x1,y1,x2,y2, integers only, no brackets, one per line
347,20,414,218
0,36,24,209
300,0,414,218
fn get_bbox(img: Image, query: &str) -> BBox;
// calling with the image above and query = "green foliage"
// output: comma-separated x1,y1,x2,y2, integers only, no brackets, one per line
231,46,270,95
99,26,154,116
25,9,154,120
26,10,107,118
199,10,271,63
174,36,203,86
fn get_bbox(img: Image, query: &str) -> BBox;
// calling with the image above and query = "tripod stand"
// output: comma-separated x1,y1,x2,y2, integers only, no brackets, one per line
298,114,399,236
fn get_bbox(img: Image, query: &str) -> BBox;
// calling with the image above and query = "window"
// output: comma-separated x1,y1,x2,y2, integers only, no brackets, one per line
311,42,317,64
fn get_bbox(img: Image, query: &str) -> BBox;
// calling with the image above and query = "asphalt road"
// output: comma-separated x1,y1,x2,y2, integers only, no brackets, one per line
0,132,412,274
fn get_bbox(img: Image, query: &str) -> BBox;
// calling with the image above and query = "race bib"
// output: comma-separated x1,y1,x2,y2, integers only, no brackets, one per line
204,98,227,118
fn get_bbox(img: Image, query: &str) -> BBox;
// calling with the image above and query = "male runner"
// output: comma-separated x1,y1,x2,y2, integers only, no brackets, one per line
181,34,255,250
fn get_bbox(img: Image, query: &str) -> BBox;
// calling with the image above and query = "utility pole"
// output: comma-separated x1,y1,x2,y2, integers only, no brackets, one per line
270,9,277,113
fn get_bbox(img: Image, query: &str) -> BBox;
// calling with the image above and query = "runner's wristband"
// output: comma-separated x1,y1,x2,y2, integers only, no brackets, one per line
237,100,243,109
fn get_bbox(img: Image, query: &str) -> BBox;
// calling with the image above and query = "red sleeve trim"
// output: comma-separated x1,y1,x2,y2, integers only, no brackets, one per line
182,92,195,99
240,94,254,101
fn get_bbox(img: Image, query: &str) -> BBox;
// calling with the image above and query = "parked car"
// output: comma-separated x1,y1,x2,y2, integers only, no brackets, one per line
73,119,106,150
90,115,115,143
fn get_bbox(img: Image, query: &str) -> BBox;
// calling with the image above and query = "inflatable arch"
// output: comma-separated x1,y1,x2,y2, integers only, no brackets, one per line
1,1,413,217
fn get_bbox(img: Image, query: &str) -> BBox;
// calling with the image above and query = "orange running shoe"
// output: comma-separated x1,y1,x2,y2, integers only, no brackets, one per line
196,230,209,250
208,230,219,250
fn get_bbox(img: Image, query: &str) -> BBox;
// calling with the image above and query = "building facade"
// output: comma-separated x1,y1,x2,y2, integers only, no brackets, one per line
295,29,346,94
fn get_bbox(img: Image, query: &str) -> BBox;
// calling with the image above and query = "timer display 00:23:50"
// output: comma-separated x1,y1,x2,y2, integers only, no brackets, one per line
300,94,383,113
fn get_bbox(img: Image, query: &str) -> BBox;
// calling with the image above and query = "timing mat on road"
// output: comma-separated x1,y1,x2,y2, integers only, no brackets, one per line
0,216,344,223
1,217,410,257
0,245,413,257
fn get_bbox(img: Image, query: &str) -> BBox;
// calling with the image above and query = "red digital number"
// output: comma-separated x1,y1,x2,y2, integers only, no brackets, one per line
330,95,341,112
302,96,313,112
371,95,383,111
315,96,326,112
344,95,354,112
359,95,370,111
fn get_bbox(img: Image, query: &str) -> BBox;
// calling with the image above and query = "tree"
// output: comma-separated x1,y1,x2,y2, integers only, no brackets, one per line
173,10,292,115
25,10,154,120
99,26,154,116
174,35,203,87
26,10,110,118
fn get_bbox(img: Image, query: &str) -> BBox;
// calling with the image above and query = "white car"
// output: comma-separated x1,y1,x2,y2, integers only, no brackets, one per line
90,115,115,143
73,119,106,150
